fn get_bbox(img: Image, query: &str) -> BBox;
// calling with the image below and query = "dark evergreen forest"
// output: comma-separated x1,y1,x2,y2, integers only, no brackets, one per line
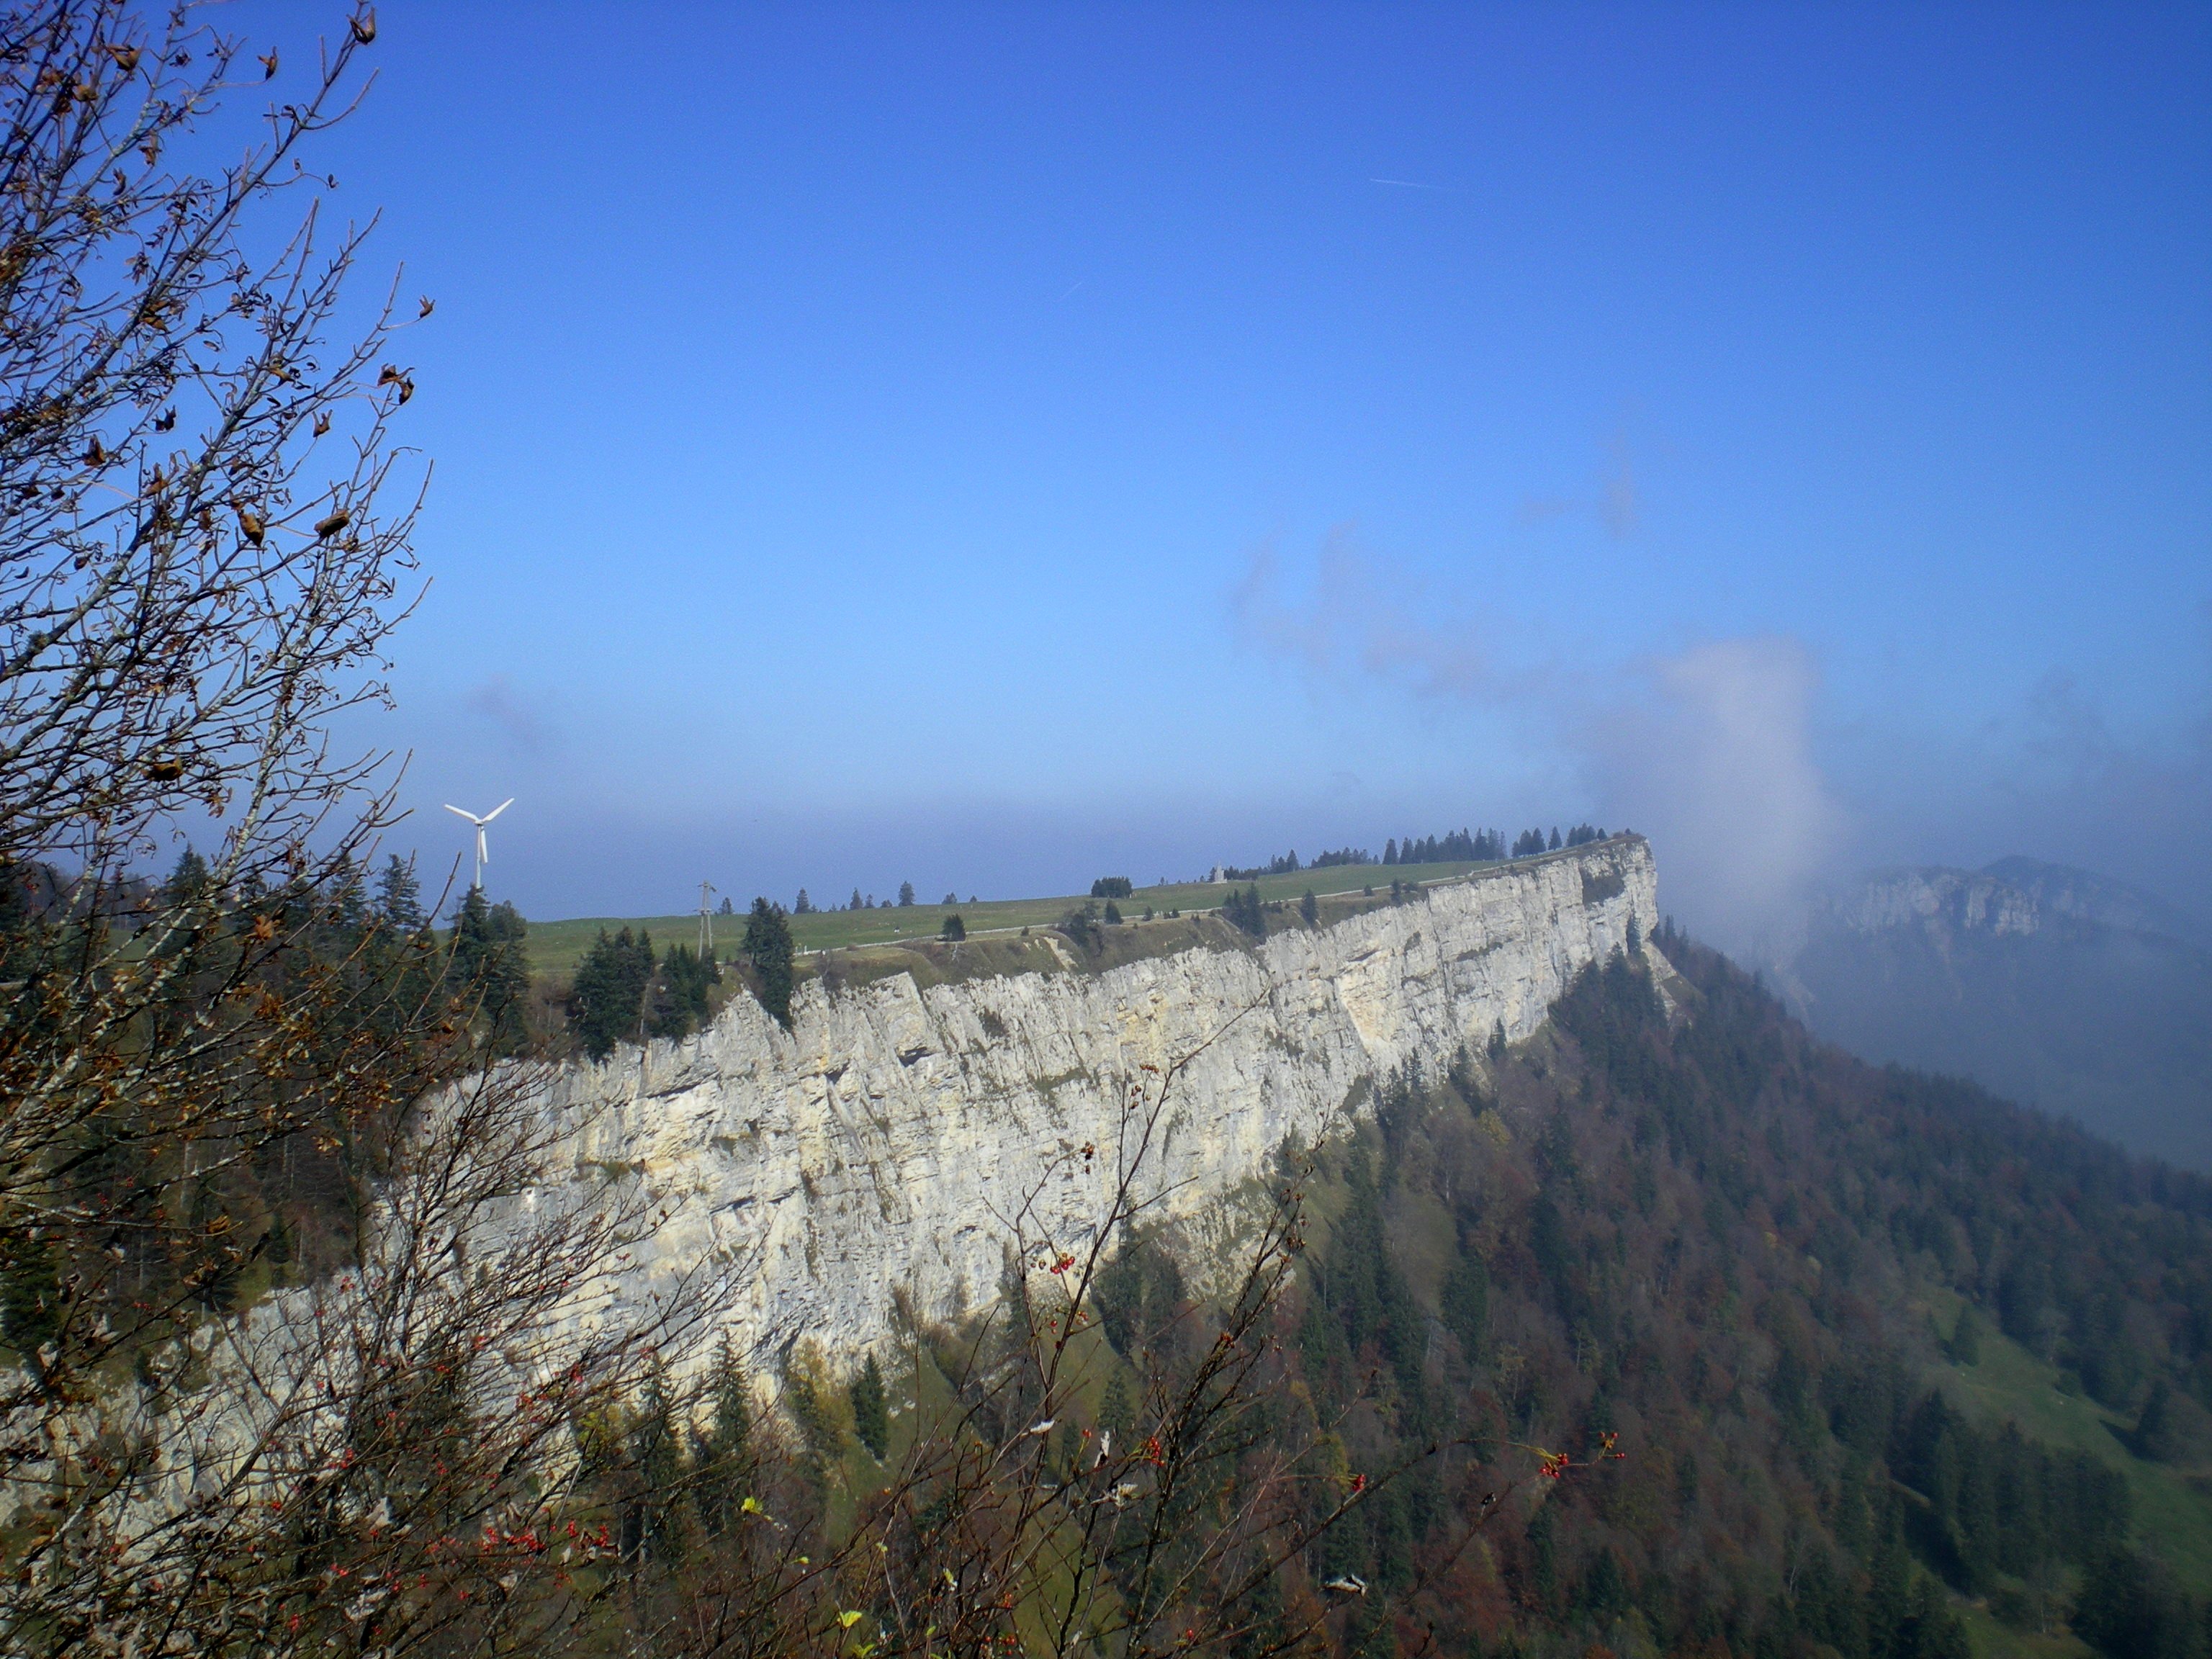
1235,928,2212,1658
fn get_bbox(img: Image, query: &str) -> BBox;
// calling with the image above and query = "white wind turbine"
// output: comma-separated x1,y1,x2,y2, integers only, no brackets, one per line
443,798,513,891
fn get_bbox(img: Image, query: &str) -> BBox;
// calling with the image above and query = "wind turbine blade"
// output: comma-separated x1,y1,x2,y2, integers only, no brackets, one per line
480,798,514,823
477,830,490,865
442,804,479,823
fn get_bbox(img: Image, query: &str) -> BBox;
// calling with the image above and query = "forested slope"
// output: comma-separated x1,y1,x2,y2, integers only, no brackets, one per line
1248,927,2212,1658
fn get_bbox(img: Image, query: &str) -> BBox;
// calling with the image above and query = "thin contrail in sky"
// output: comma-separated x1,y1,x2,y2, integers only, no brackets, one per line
1058,279,1085,301
1369,177,1454,191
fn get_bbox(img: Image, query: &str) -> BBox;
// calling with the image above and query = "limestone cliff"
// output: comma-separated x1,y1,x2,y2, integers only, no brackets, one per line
1820,866,2042,943
536,837,1659,1372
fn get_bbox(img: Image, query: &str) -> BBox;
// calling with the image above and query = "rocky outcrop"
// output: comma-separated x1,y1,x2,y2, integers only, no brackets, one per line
1820,866,2042,943
1804,858,2206,953
534,838,1660,1373
1980,855,2211,950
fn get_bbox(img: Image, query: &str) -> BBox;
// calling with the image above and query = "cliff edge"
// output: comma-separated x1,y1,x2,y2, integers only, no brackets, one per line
534,837,1660,1372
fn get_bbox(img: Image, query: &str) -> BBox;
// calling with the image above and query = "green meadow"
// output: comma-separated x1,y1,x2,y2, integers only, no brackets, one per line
1917,1286,2212,1597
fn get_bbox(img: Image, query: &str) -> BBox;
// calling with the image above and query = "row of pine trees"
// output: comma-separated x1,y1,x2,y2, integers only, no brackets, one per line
1239,822,1617,873
1380,823,1609,865
567,899,795,1061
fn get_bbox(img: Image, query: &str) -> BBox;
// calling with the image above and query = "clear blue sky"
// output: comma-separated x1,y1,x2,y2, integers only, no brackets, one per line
253,3,2210,938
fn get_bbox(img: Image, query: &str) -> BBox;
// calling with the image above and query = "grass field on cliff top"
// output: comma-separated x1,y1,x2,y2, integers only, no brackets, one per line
519,856,1524,979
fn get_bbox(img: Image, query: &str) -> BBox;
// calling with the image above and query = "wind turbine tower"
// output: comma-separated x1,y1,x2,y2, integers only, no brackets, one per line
442,799,513,891
698,880,716,954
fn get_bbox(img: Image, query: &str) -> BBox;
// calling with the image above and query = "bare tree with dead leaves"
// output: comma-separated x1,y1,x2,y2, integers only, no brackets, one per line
0,7,735,1655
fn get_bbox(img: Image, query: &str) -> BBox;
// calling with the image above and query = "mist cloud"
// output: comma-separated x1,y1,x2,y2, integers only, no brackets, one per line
1233,541,1841,953
1834,620,2212,926
1231,529,1537,703
1514,431,1642,540
1581,637,1842,955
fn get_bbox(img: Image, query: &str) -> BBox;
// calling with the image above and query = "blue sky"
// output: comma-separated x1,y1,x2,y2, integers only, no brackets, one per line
249,3,2210,938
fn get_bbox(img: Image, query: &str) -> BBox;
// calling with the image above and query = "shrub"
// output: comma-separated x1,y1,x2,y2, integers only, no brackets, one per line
1058,902,1102,951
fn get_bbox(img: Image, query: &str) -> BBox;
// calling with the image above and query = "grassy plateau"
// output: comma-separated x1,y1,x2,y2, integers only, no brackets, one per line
519,858,1501,980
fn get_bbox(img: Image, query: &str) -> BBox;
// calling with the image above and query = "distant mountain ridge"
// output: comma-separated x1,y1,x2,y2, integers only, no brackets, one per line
1779,857,2212,1169
1979,855,2212,950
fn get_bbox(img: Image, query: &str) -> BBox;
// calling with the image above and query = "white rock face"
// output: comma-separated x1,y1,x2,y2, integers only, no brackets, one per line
536,839,1658,1374
1824,867,2042,940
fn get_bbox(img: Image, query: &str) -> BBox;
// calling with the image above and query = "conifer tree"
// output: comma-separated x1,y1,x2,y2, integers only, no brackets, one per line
375,853,424,931
1526,1501,1559,1612
626,1357,690,1566
570,926,654,1060
850,1352,889,1460
743,897,796,1028
2076,1546,2198,1659
327,852,368,925
1221,882,1265,938
1058,901,1104,951
1581,1549,1628,1622
162,845,212,904
448,887,532,1055
1866,1500,1915,1654
1440,1251,1488,1357
693,1337,754,1537
648,941,717,1040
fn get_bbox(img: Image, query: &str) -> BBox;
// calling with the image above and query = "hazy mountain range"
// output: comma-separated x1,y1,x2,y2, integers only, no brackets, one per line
1776,858,2212,1169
